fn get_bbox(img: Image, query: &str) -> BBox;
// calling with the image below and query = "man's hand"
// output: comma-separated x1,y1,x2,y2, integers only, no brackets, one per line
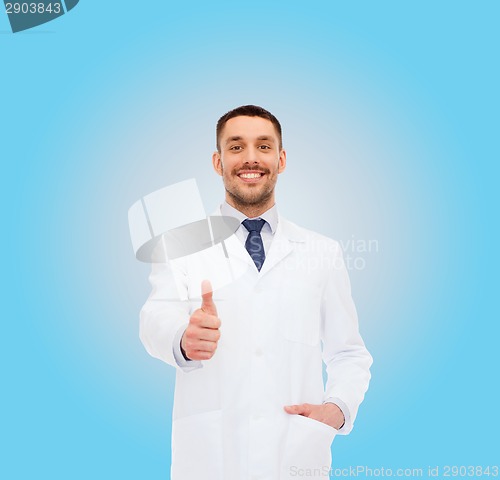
284,403,345,430
181,280,221,361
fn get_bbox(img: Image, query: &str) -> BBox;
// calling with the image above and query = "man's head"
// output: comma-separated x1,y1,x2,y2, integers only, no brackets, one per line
212,105,286,216
216,105,283,153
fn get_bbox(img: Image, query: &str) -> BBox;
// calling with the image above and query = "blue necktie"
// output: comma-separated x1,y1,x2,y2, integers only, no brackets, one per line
242,218,266,271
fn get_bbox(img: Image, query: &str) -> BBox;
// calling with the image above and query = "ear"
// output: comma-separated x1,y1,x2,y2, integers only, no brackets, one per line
278,149,287,174
212,151,223,176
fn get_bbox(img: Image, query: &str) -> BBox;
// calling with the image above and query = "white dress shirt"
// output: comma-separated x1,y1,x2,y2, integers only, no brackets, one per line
220,201,278,256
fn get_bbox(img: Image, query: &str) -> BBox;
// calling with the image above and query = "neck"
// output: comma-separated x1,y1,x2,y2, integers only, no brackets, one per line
226,193,275,218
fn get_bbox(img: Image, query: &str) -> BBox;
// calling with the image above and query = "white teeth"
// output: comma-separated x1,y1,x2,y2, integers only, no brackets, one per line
239,173,262,179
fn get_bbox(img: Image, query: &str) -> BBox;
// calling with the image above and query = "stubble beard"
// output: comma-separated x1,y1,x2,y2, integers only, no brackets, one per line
223,166,276,211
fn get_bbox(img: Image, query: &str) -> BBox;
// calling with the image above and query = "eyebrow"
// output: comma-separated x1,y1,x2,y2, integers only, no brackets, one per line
225,136,243,144
225,135,275,145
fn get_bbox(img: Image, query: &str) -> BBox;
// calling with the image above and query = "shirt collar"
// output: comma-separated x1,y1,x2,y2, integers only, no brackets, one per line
220,201,278,234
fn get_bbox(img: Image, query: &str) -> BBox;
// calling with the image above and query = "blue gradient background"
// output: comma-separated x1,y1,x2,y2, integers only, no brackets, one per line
1,1,498,478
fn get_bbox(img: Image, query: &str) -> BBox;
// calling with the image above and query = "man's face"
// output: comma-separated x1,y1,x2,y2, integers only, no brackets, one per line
212,116,286,209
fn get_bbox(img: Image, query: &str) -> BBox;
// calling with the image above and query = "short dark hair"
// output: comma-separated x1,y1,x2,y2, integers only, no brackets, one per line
216,105,282,152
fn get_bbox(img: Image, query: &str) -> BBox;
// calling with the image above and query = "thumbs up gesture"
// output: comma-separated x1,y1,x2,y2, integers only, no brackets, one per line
181,280,221,361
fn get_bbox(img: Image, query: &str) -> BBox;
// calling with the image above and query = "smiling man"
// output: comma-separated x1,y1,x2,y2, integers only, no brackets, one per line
140,105,372,480
213,112,286,218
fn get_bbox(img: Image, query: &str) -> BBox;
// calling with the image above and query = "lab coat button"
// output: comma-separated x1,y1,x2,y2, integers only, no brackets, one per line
255,348,263,356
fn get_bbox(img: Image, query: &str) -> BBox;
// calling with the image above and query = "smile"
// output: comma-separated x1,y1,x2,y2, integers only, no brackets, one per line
239,173,263,179
237,171,265,183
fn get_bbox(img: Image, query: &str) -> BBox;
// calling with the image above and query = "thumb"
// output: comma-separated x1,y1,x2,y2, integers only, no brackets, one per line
201,280,217,315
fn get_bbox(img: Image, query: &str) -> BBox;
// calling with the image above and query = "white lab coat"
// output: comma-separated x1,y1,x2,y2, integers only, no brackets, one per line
140,213,372,480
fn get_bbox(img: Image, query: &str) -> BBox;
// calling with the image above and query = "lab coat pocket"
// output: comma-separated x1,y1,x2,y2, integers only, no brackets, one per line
171,409,223,480
281,414,336,479
283,283,321,346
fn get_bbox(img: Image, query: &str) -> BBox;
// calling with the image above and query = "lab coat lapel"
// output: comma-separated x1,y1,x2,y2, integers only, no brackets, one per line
209,207,305,275
210,206,254,269
223,232,255,268
259,215,305,277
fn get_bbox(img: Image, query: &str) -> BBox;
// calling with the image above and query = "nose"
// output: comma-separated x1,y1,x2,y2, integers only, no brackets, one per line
244,147,259,164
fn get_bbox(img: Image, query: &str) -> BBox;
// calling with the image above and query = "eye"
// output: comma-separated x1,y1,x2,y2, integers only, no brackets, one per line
259,145,271,150
230,145,242,151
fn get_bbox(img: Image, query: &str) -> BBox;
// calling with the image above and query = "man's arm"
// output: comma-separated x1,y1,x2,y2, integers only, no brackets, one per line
139,260,202,372
284,240,372,432
320,241,373,434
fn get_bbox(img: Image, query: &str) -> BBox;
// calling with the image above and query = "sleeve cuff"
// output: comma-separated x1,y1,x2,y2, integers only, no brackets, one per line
172,324,203,373
323,397,351,434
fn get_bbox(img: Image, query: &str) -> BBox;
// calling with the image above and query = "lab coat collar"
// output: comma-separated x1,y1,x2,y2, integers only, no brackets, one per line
211,205,306,275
